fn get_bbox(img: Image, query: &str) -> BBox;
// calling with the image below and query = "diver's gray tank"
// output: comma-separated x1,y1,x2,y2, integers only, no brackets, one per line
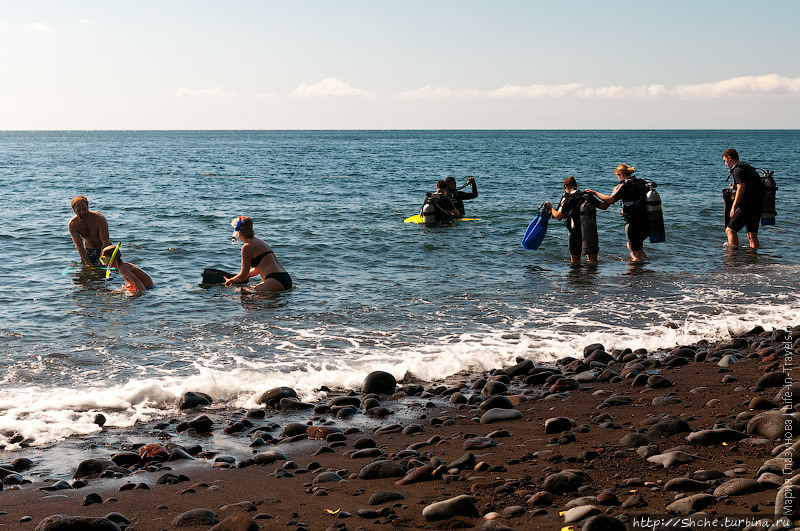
580,201,599,255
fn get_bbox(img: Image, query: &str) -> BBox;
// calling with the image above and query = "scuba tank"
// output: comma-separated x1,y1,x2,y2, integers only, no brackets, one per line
421,194,437,225
722,184,735,229
760,170,777,225
645,182,665,243
580,200,599,255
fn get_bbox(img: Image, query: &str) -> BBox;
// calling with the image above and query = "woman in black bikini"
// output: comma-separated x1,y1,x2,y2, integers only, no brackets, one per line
224,216,292,292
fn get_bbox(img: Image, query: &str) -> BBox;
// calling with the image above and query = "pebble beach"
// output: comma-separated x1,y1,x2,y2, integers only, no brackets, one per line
2,325,799,530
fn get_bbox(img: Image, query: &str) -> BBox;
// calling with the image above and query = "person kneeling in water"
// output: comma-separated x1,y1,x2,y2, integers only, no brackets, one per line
546,176,608,265
225,216,292,292
100,245,154,293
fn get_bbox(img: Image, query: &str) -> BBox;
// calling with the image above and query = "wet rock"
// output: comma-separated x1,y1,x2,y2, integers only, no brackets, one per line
480,408,522,424
12,458,33,471
187,415,213,433
40,480,72,491
138,443,168,460
480,520,515,531
620,494,647,508
718,354,739,367
774,382,800,407
362,371,396,395
597,395,633,408
351,448,385,459
505,359,533,378
686,428,748,446
279,398,314,411
73,459,127,480
543,470,589,494
596,491,618,505
664,477,710,492
256,387,297,407
82,493,102,506
665,493,716,514
422,494,479,521
581,515,627,531
178,391,212,409
713,478,764,497
544,417,575,434
368,491,405,505
550,378,580,393
168,447,194,461
306,426,342,440
353,437,376,449
171,508,217,527
358,460,404,480
253,450,287,465
480,396,514,410
110,452,140,467
33,515,121,531
280,422,308,437
481,380,508,397
449,392,468,405
647,451,700,468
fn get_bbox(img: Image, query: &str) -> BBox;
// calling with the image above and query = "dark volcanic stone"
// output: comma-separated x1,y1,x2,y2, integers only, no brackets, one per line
187,415,213,433
256,386,297,407
664,477,710,492
544,417,575,434
449,453,477,470
543,470,589,494
686,428,748,446
362,371,396,395
713,478,764,497
479,396,513,410
422,494,479,521
756,371,789,388
368,491,405,505
479,408,522,424
747,411,795,440
73,459,126,480
178,391,212,409
581,515,627,531
358,460,404,480
481,380,508,397
171,508,217,527
647,375,673,389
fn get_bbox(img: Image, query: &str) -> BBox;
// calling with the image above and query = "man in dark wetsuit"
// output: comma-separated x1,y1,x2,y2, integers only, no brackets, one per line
586,164,649,262
723,148,762,249
68,195,111,266
445,176,478,218
546,176,608,264
421,180,459,224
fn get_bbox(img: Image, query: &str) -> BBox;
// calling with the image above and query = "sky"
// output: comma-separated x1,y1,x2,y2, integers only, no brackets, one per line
1,1,798,129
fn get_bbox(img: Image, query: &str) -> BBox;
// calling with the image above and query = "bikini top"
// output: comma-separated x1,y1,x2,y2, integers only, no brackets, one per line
250,250,274,267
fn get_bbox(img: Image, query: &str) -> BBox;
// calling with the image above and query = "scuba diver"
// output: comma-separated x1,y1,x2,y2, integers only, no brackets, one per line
722,148,763,249
586,164,651,262
445,176,478,218
545,176,608,264
420,180,459,225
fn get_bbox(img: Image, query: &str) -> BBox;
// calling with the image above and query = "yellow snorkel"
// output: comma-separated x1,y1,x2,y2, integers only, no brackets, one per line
103,242,121,278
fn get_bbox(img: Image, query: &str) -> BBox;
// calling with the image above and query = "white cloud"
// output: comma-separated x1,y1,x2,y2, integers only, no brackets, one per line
78,19,92,25
396,75,800,101
19,22,52,34
672,74,800,98
290,78,372,98
490,83,582,99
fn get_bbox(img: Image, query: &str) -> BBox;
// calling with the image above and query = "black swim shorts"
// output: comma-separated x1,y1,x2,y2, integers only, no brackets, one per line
85,248,101,265
727,207,760,233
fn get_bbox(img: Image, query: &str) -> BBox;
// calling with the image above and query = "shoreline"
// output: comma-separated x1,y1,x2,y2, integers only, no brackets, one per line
1,325,799,530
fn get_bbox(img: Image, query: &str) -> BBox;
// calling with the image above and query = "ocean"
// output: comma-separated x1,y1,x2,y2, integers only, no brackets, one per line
0,130,798,474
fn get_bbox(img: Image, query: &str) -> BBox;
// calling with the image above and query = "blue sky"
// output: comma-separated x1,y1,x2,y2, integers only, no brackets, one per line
1,1,798,129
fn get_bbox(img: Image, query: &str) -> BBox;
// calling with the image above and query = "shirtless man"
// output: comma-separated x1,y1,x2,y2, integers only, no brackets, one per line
68,196,111,266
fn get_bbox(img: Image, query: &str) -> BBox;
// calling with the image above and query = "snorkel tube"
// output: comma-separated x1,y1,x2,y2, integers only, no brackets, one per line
104,242,121,278
231,216,242,244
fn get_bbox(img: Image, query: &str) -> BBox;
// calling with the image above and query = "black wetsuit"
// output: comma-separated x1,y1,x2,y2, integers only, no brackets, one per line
425,193,457,224
728,162,763,233
611,178,648,252
449,181,478,217
557,191,602,256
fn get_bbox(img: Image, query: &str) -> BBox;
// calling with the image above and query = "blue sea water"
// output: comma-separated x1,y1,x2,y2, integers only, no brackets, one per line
0,130,798,458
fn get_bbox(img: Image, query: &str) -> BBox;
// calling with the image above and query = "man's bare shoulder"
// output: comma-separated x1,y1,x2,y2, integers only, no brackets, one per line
68,215,81,229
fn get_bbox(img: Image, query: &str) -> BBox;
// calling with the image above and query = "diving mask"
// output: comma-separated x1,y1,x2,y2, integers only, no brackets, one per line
231,216,242,244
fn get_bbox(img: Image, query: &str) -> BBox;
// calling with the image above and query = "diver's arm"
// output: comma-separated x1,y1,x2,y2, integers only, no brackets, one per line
225,246,251,285
97,214,111,249
462,178,478,200
545,202,565,221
